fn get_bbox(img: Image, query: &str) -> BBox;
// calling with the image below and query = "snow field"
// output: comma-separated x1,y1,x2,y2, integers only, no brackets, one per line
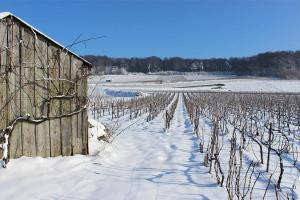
89,74,300,93
0,93,228,199
1,73,300,200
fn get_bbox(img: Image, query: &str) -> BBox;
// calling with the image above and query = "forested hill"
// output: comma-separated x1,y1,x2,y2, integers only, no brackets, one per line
84,51,300,79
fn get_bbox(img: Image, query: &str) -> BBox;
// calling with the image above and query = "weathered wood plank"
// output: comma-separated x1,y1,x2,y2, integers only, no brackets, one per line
21,27,36,157
72,114,82,155
60,52,72,156
0,19,7,158
49,118,61,156
35,36,48,117
70,57,82,154
36,121,50,157
8,21,23,158
76,59,83,151
78,111,83,153
81,66,88,154
48,45,60,117
61,116,72,156
70,55,77,113
6,18,19,122
82,66,89,155
48,44,61,157
35,35,50,157
82,109,88,154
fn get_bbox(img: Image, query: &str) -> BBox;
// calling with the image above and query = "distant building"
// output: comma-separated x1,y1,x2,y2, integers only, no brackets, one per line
0,12,92,162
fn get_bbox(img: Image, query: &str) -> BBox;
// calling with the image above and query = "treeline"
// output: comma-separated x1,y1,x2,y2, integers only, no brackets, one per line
84,51,300,79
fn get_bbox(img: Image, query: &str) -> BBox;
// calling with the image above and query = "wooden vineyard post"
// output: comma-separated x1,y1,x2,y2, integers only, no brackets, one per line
266,123,273,172
93,102,96,119
111,103,114,120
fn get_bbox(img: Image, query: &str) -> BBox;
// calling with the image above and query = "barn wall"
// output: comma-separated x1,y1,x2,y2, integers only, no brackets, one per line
0,17,89,159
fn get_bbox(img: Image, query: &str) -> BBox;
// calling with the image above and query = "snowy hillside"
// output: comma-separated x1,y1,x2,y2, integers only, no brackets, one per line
89,73,300,93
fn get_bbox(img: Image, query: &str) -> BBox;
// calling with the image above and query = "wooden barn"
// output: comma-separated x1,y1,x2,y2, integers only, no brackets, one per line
0,12,92,164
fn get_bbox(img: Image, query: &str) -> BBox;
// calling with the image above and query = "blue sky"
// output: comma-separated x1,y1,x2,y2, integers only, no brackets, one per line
1,0,300,58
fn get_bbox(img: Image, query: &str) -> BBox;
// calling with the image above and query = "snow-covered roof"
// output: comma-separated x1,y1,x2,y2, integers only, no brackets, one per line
0,12,92,67
0,12,11,19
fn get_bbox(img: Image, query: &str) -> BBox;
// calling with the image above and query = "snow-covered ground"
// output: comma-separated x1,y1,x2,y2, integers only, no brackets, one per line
1,74,299,200
0,95,227,200
89,73,300,93
90,72,237,83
